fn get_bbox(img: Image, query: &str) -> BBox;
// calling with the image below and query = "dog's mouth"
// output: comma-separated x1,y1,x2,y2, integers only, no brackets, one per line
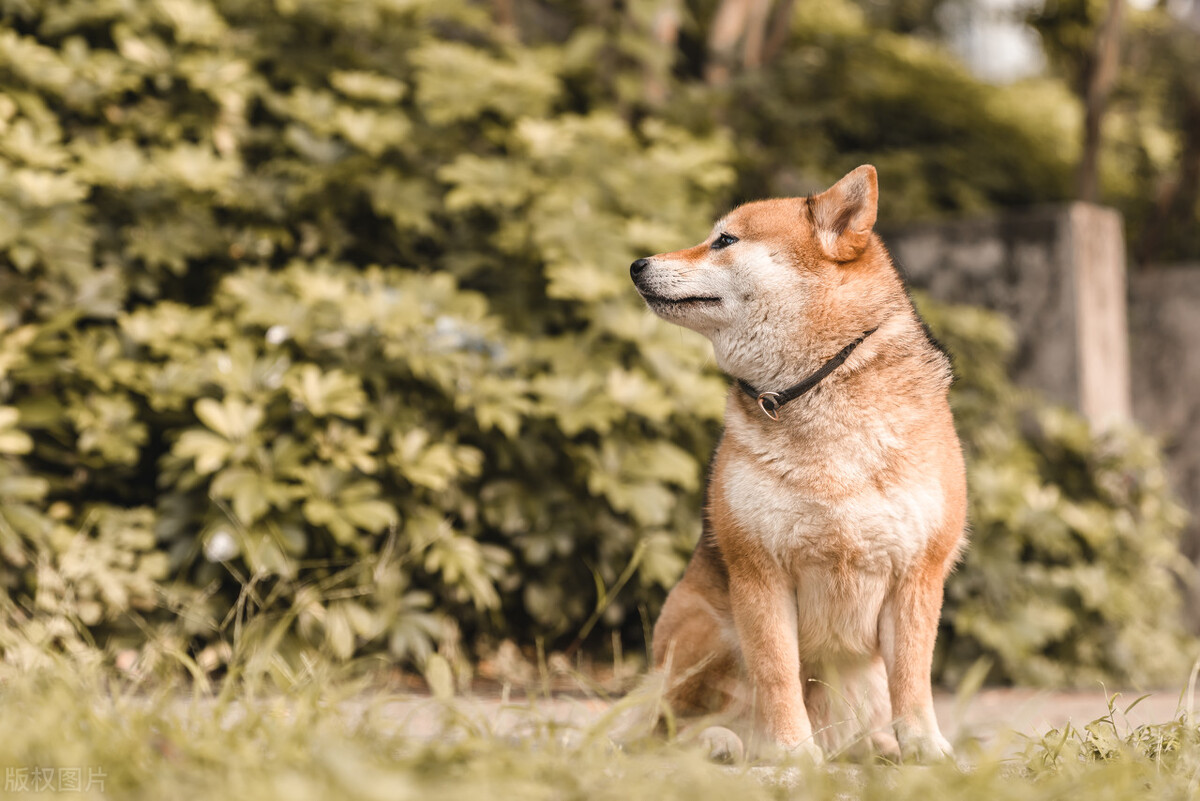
638,291,722,307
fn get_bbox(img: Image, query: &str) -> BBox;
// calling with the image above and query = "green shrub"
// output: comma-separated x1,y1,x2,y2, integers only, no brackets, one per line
0,0,730,669
0,0,1192,686
924,298,1194,687
664,0,1078,220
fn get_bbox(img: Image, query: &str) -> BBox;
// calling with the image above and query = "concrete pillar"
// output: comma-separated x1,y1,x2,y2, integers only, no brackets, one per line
880,203,1131,426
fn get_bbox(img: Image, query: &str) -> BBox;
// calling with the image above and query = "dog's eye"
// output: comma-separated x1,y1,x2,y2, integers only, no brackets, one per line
711,233,739,250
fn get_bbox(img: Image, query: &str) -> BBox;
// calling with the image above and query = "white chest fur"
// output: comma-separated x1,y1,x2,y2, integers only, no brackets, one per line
719,444,945,658
722,454,944,566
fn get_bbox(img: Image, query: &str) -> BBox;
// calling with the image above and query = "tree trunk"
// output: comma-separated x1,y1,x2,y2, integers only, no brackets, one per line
706,0,785,82
492,0,517,41
644,0,682,105
741,0,773,70
761,0,798,66
1076,0,1124,202
705,0,754,84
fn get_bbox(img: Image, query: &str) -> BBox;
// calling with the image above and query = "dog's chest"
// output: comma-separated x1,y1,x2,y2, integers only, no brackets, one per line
721,452,943,569
720,452,944,656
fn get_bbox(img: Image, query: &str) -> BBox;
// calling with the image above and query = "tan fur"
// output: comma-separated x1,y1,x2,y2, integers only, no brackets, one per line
632,166,967,762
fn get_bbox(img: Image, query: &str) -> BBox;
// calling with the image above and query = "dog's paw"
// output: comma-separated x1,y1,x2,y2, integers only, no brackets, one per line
750,734,825,765
869,730,902,764
787,740,826,765
896,730,953,764
698,726,745,764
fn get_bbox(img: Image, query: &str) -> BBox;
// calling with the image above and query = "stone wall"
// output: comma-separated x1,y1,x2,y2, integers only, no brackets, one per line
1128,265,1200,614
881,203,1131,424
882,208,1200,626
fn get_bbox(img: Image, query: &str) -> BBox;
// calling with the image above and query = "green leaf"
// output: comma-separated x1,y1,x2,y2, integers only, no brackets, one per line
194,396,263,440
390,429,482,491
325,601,356,661
210,467,271,524
286,365,367,419
0,474,49,502
174,430,234,475
423,653,454,700
342,499,397,534
0,406,32,454
412,42,558,125
330,70,407,103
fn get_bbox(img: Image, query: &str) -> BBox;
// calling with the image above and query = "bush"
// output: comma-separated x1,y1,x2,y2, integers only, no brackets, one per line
0,0,731,669
924,298,1194,686
0,0,1192,685
663,0,1078,220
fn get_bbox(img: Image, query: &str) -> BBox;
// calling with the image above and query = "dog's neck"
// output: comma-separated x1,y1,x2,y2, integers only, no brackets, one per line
712,305,934,425
711,306,896,394
713,332,864,396
710,265,908,393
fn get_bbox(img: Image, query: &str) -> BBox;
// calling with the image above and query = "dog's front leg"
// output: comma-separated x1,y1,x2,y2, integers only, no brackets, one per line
879,574,953,763
728,567,821,761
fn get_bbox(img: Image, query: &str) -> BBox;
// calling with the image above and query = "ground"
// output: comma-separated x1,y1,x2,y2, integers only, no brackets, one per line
377,686,1192,748
3,657,1199,800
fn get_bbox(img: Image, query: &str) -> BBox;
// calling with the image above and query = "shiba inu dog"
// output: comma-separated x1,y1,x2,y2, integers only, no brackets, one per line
630,166,966,763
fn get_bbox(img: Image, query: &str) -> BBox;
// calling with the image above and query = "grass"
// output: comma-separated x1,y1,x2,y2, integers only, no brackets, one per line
4,637,1200,801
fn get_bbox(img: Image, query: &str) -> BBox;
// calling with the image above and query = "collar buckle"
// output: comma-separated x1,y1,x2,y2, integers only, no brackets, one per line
738,327,879,422
757,391,782,421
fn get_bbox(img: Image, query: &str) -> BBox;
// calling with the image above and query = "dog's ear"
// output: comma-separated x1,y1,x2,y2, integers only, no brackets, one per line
807,165,878,262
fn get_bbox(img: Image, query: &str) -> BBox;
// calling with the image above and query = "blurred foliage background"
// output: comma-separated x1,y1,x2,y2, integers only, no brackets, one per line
0,0,1195,687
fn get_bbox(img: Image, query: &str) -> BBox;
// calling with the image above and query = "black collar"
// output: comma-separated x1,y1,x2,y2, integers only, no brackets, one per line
737,328,878,420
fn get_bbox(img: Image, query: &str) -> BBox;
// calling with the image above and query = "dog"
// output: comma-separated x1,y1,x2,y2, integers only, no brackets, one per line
629,165,966,763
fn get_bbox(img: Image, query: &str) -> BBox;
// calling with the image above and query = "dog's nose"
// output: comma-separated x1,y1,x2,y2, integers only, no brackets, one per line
630,258,650,279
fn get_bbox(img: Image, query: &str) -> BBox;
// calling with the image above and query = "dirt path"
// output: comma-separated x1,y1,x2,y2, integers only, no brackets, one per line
937,687,1189,740
365,686,1193,750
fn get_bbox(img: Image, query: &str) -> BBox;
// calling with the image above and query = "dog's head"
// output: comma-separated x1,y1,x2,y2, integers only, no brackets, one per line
630,165,879,336
629,166,882,376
